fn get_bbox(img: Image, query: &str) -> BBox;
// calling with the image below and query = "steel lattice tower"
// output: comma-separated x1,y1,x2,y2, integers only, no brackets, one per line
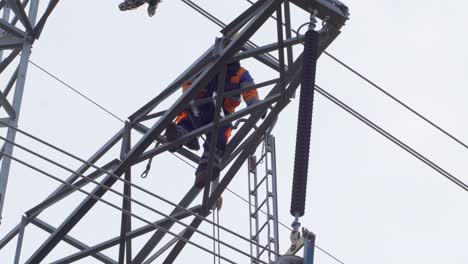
0,0,41,222
0,0,349,263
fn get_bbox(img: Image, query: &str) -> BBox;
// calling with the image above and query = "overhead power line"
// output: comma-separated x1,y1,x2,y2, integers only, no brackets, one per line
28,59,125,123
0,150,242,264
315,84,468,192
0,119,278,259
322,51,468,151
0,136,269,263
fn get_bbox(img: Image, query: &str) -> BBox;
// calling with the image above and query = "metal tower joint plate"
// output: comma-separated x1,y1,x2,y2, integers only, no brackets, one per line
290,0,350,27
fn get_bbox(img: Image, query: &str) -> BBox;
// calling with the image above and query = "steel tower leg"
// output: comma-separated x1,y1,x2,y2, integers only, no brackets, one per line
0,6,11,60
0,0,39,222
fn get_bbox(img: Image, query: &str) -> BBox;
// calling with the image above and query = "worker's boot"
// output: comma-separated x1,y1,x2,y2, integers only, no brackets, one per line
119,0,145,11
194,149,223,189
165,123,200,152
147,0,159,17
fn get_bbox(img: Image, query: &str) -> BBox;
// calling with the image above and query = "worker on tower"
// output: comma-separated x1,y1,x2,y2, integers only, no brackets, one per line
118,0,161,17
165,60,263,189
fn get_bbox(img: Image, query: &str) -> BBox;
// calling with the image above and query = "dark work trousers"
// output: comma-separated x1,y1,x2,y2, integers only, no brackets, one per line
177,103,231,154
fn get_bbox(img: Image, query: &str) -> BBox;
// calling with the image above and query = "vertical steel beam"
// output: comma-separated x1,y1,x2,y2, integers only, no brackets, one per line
303,231,316,264
0,0,38,222
13,216,27,264
0,6,11,60
119,122,132,264
209,178,221,264
125,173,132,263
202,38,226,207
248,155,260,263
275,5,287,90
267,135,280,257
283,1,294,67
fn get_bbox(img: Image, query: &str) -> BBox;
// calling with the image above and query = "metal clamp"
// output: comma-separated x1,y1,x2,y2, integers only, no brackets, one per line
296,10,318,44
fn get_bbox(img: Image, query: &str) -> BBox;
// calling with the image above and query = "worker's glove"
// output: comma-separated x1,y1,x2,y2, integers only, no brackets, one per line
247,99,267,119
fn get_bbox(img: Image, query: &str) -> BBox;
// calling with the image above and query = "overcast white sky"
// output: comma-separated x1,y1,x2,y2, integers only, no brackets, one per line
0,0,467,263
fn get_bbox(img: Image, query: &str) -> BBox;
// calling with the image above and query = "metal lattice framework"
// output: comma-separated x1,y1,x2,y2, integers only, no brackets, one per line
0,0,349,263
0,0,62,220
0,0,40,221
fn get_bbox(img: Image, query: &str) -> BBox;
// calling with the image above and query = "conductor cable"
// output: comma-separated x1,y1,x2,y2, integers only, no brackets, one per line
0,150,242,264
314,84,468,192
0,139,267,264
0,134,278,261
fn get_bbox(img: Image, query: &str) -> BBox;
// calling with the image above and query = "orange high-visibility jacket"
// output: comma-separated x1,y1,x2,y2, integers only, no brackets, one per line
182,67,259,114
